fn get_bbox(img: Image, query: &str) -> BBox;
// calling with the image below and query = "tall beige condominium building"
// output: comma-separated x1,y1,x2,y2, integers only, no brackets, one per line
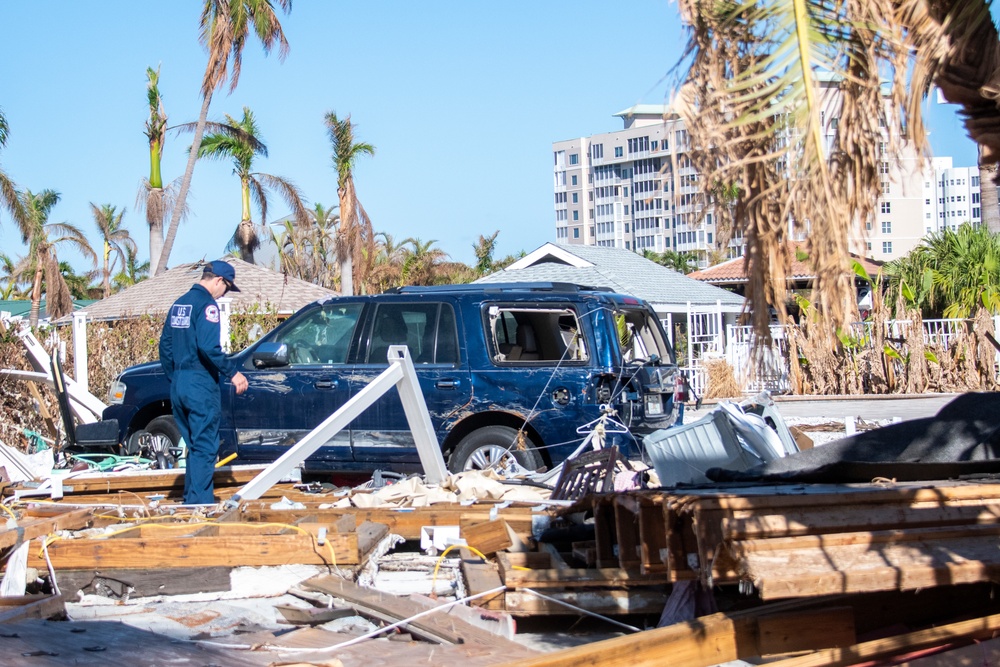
554,77,977,266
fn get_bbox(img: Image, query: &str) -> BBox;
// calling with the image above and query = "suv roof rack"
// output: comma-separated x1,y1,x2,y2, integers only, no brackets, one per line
385,282,613,295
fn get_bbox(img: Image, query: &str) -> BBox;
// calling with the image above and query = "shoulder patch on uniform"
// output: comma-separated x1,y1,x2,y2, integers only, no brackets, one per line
169,304,192,328
205,305,220,323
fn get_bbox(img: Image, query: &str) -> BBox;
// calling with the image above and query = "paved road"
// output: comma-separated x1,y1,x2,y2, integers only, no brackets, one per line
769,393,959,421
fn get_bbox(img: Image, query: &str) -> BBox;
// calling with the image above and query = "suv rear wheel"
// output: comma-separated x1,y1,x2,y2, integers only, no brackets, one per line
448,425,543,474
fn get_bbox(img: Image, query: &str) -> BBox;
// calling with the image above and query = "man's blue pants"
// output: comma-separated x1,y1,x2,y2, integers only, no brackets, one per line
170,372,222,504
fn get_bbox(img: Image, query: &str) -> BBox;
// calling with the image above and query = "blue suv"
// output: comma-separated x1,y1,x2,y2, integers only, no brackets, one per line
103,283,679,473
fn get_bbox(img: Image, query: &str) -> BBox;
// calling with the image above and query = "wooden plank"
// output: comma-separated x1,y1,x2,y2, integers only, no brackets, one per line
638,497,669,575
33,465,266,495
28,532,360,569
723,502,1000,539
0,508,93,550
302,574,536,657
496,550,663,589
56,566,232,598
614,495,641,569
244,504,539,541
732,523,1000,554
462,519,513,555
0,594,64,623
460,548,505,611
757,607,856,655
503,588,669,617
763,611,1000,667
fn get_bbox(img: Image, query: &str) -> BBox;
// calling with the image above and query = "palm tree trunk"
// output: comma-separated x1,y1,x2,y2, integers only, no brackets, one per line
155,91,214,275
29,261,43,328
979,146,1000,233
148,188,165,271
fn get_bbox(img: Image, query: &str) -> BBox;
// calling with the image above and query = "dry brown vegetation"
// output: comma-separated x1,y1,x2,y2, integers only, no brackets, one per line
0,309,279,453
785,306,1000,396
703,358,743,400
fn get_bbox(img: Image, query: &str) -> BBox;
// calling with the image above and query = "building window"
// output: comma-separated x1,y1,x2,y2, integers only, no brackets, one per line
973,192,981,203
882,221,891,234
925,198,930,205
591,144,603,159
882,241,892,254
571,175,578,186
572,193,578,203
573,210,579,221
624,205,629,214
881,181,890,194
973,175,980,186
614,146,623,158
974,207,981,218
866,221,872,231
554,193,566,204
573,228,579,239
881,202,891,214
569,153,579,165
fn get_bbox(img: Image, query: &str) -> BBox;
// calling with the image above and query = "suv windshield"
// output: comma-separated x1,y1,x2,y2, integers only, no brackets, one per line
615,307,674,364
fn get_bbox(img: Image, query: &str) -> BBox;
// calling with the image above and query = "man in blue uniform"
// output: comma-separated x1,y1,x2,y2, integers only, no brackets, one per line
159,260,249,504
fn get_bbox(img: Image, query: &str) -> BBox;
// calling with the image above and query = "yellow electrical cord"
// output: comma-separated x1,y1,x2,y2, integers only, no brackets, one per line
430,543,489,598
0,504,18,523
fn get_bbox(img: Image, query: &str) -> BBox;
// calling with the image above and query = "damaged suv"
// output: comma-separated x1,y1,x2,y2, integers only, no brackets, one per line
103,282,679,473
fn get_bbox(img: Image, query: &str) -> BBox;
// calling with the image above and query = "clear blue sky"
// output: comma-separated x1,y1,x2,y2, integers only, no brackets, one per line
0,3,988,275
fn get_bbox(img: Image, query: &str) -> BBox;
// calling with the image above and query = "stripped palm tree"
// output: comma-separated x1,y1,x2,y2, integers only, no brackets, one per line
674,0,995,338
0,252,25,299
324,112,375,296
155,0,292,275
18,189,97,325
136,65,186,271
91,203,137,298
472,231,500,277
196,106,308,264
0,108,27,235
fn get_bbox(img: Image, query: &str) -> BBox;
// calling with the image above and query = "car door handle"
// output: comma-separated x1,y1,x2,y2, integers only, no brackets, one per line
314,379,338,390
436,379,461,389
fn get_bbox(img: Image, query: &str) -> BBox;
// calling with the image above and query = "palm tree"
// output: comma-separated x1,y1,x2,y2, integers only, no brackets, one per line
472,231,500,277
155,0,292,276
136,65,185,271
0,252,24,299
401,238,448,286
91,203,137,298
113,247,150,290
59,261,98,300
979,144,1000,234
197,106,308,263
18,189,97,326
368,231,408,293
324,111,375,296
884,222,1000,319
0,108,27,235
674,0,994,336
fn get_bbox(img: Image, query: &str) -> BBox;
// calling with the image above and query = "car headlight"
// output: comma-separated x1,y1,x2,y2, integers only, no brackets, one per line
644,393,664,416
108,380,127,405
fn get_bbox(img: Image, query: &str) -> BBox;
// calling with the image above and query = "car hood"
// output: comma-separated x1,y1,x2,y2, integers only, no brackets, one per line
120,360,165,378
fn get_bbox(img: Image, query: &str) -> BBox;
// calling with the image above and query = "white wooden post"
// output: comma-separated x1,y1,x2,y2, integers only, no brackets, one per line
715,299,723,355
686,301,693,367
666,313,674,348
218,296,232,353
72,311,88,391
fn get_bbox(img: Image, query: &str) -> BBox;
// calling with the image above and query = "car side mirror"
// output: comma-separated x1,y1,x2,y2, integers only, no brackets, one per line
252,342,289,368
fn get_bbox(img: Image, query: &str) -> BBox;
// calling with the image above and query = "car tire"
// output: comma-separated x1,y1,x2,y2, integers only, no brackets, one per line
448,425,543,474
145,415,182,468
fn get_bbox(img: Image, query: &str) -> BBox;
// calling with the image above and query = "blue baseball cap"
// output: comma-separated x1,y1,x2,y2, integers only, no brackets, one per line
205,260,241,292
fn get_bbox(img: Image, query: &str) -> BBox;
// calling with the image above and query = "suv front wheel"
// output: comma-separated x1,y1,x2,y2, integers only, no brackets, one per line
448,425,543,474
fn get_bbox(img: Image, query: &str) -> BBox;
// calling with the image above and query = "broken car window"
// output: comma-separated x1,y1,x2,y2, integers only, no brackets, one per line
488,307,589,364
276,303,363,365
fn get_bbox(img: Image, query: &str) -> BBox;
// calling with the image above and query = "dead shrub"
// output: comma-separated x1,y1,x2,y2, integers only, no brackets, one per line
703,358,742,399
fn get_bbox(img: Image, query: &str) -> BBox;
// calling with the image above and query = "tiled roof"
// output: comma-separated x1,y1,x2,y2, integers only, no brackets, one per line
62,258,337,323
688,242,883,284
477,243,745,310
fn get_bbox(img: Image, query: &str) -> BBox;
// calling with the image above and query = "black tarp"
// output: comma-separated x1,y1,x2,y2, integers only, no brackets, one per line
706,393,1000,484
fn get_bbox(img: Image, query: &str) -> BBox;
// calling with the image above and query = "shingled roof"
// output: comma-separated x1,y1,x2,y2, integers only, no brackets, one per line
688,242,883,286
477,243,745,311
64,258,337,323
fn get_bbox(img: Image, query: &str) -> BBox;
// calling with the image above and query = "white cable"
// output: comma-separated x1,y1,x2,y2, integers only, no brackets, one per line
42,539,60,597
